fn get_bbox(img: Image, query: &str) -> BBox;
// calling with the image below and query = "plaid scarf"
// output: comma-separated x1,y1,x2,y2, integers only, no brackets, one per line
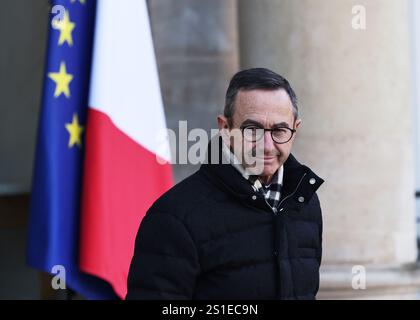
249,168,283,209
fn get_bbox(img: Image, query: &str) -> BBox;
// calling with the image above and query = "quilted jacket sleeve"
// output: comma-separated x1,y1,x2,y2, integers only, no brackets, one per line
126,211,200,300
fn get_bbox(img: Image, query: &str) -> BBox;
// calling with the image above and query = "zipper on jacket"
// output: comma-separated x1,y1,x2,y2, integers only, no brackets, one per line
258,172,307,214
277,172,307,212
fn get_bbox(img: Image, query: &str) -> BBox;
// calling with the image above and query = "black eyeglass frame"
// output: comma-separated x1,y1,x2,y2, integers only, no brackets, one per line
240,125,297,144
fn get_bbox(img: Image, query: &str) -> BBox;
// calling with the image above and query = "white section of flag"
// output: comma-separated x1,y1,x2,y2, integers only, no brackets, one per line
88,0,171,161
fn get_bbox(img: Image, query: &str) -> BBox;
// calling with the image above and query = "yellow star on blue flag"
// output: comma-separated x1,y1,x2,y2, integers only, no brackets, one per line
48,61,73,98
52,10,76,47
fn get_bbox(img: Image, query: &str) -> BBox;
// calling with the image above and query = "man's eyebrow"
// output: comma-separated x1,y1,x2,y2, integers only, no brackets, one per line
240,119,264,128
240,119,291,128
273,121,291,128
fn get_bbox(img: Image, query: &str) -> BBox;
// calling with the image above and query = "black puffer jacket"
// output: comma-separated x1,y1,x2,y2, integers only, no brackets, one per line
126,137,324,300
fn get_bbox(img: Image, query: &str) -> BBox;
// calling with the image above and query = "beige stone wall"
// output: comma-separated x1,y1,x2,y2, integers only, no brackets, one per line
239,0,417,266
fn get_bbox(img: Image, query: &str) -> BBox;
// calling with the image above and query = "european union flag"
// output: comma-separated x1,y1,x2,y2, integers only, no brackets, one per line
27,0,116,299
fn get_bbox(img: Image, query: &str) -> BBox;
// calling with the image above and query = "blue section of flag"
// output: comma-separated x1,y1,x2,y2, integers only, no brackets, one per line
27,0,117,299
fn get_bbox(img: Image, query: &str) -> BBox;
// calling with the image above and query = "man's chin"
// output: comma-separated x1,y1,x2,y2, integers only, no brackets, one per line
245,162,280,177
261,165,279,177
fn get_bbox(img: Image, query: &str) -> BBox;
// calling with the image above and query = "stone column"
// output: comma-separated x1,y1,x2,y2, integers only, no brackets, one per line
148,0,239,182
239,0,418,298
0,0,49,194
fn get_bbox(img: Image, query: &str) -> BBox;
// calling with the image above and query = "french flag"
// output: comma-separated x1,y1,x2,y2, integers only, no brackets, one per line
80,0,173,299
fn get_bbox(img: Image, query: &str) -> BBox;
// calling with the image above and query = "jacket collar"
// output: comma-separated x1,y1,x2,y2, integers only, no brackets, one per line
200,136,324,212
221,140,284,190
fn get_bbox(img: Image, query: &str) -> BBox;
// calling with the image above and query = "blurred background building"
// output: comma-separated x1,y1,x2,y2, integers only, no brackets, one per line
1,0,420,299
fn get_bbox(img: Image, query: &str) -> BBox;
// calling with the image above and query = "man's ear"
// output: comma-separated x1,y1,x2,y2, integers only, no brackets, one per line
217,115,231,142
217,115,230,131
294,118,302,130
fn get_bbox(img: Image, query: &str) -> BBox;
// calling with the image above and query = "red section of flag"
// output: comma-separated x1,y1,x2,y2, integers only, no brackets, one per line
80,108,173,299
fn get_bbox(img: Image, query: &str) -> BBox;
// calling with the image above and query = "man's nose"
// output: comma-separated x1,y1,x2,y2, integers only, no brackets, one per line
264,130,275,151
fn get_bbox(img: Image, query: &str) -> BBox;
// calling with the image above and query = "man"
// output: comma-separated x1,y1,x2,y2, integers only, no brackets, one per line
126,68,324,300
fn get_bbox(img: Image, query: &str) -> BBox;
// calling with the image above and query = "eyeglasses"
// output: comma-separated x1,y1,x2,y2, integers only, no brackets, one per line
240,125,296,144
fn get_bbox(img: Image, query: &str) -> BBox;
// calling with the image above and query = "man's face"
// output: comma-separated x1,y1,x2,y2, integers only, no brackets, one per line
218,88,301,182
